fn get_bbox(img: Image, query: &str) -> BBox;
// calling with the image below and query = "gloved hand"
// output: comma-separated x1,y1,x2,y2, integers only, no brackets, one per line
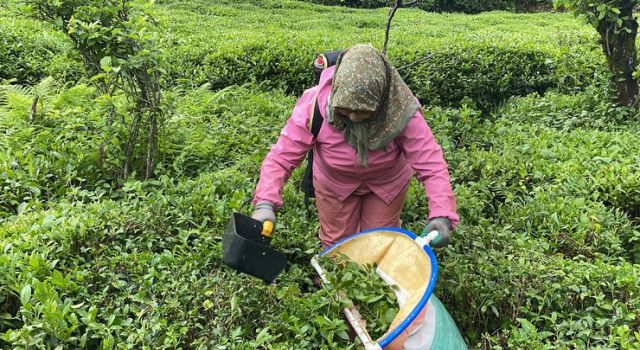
423,217,452,248
251,201,277,227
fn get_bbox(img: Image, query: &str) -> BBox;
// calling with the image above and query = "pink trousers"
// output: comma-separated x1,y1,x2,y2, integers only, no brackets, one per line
315,181,409,248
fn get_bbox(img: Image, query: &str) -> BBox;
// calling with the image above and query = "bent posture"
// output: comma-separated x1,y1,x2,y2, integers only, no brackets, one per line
252,44,459,248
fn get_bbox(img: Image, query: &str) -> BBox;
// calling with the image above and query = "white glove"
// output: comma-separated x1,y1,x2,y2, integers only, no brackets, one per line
251,201,277,226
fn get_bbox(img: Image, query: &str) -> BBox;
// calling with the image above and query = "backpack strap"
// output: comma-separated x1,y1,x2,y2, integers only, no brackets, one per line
311,98,323,138
301,94,323,214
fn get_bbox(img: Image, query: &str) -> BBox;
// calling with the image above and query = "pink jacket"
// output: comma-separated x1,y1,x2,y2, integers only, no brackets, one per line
253,66,459,227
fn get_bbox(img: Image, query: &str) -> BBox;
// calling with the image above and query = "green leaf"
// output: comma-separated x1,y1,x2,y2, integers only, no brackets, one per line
90,73,108,81
384,308,396,323
341,272,353,283
254,327,270,346
16,202,27,215
100,56,112,67
20,285,32,305
517,318,537,333
598,11,606,20
230,294,238,312
366,294,384,303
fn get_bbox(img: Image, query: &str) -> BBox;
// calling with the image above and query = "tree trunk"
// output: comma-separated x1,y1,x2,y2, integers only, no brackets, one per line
597,5,639,106
145,113,157,180
97,106,117,169
29,96,39,123
123,113,141,179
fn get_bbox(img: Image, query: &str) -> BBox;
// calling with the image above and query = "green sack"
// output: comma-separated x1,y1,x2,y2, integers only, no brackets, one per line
404,294,467,350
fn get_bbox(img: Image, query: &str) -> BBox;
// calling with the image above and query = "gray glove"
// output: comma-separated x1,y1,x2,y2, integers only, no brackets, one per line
424,217,452,248
251,201,277,227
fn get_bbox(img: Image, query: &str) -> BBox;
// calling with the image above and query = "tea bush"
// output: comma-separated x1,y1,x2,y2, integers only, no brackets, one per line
0,83,113,218
306,0,389,8
438,222,640,348
0,16,83,85
386,93,640,346
2,0,605,110
498,189,636,259
305,0,553,13
497,85,637,131
0,169,356,348
401,45,557,111
3,81,640,347
1,82,296,217
417,0,553,13
159,1,604,110
449,121,640,258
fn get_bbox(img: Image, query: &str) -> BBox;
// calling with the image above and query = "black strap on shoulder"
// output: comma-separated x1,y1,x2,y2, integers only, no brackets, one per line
301,100,323,213
311,99,322,138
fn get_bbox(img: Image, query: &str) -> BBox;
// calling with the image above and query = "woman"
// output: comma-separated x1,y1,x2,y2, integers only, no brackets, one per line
252,44,459,248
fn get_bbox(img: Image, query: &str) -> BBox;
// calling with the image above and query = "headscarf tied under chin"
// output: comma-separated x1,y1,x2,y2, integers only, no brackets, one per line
329,44,420,167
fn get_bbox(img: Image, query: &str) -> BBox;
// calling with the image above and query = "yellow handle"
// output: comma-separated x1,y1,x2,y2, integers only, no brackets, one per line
261,220,274,237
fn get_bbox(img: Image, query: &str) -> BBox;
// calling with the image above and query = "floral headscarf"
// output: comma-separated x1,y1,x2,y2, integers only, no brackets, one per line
329,44,420,167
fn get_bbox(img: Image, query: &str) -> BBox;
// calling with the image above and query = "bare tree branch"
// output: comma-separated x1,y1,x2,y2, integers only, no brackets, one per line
383,0,417,55
145,113,157,179
29,96,39,124
123,113,141,179
397,53,434,71
383,0,402,55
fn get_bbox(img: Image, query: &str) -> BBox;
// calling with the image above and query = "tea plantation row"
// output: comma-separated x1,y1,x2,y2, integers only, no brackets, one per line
305,0,553,14
2,0,605,111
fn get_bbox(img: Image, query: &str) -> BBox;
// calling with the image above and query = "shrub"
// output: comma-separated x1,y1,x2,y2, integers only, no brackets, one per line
0,82,296,217
439,223,640,347
450,120,640,260
0,16,83,85
3,1,605,111
0,83,113,218
401,45,558,111
301,0,553,13
3,2,640,349
3,84,640,348
0,170,354,348
418,0,553,13
497,188,636,259
158,1,604,110
165,30,603,111
307,0,390,8
497,87,637,131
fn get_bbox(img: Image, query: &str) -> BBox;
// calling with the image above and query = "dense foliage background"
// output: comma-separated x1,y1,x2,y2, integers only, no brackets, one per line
1,0,639,349
305,0,553,13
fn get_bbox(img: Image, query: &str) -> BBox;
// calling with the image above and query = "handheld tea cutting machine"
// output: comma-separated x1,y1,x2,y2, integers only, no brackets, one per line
221,213,287,283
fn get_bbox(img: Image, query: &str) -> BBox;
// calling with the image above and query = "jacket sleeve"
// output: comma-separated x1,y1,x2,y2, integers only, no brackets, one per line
252,88,318,208
396,108,460,228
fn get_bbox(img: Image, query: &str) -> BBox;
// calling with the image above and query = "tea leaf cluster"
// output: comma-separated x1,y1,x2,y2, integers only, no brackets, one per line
320,254,399,340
